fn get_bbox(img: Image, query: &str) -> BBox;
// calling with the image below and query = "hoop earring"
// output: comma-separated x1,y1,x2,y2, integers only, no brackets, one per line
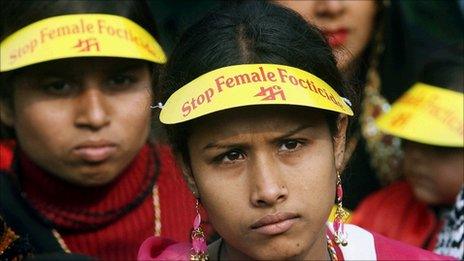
190,199,208,261
333,171,348,246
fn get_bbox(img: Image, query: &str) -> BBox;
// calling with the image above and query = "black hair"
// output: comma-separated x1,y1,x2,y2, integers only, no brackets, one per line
159,1,359,163
0,0,159,41
0,0,161,138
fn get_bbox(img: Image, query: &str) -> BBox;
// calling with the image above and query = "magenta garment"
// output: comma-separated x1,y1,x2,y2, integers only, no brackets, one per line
138,224,455,260
138,237,191,260
328,223,455,260
372,231,454,260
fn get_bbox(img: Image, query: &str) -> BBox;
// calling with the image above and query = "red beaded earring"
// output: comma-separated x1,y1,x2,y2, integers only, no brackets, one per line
190,200,208,260
333,171,348,246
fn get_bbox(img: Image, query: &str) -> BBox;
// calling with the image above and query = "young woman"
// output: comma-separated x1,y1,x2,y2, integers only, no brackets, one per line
0,1,197,259
352,58,463,259
139,2,450,260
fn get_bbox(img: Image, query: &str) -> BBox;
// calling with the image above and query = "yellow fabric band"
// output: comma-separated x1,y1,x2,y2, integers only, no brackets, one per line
1,14,167,72
160,64,353,124
376,83,463,147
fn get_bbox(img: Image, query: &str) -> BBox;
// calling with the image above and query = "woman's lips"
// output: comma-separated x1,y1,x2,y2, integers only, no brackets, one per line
251,212,299,236
323,29,348,47
73,141,117,163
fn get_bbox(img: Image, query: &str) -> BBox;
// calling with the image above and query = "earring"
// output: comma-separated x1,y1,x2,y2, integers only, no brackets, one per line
190,199,209,261
333,171,348,246
150,102,164,109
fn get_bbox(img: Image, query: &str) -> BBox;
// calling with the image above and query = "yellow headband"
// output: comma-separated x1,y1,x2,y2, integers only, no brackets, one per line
376,83,463,147
0,14,167,72
160,64,353,124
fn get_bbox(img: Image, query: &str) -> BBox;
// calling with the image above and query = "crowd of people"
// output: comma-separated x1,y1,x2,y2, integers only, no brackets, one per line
0,0,462,260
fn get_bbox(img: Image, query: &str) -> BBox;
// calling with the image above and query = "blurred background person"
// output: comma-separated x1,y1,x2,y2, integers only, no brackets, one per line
274,0,402,210
274,0,464,210
351,56,464,259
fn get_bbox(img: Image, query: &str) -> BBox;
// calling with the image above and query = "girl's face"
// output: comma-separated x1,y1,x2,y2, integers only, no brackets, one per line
275,0,377,71
186,106,347,260
0,58,153,186
403,141,464,205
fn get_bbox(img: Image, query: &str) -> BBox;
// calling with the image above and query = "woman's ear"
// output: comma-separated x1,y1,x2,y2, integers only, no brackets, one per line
175,153,200,198
333,115,348,172
0,100,14,127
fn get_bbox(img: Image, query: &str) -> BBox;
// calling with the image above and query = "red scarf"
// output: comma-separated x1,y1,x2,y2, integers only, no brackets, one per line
20,145,155,231
16,144,198,260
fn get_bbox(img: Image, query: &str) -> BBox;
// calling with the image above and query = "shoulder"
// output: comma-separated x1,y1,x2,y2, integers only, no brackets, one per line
351,181,438,247
371,228,455,260
351,180,431,223
0,215,34,260
355,181,413,208
0,164,64,254
341,224,454,260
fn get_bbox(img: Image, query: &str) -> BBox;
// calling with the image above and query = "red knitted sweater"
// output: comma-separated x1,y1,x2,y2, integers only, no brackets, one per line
16,144,197,260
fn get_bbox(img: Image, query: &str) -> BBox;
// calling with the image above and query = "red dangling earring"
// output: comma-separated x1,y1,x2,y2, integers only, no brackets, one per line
333,171,348,246
190,199,209,261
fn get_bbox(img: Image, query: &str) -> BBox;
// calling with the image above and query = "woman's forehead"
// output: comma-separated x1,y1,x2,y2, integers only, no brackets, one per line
15,57,149,77
190,106,328,139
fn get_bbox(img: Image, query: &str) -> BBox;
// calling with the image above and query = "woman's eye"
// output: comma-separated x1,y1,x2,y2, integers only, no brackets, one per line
41,81,74,95
108,74,136,86
278,139,303,152
215,149,246,164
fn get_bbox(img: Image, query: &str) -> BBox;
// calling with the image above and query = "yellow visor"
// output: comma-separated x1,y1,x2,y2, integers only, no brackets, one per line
376,83,463,147
160,64,353,124
1,14,166,72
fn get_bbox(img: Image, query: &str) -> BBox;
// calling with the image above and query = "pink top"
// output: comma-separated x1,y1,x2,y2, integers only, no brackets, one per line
138,223,454,260
138,236,191,260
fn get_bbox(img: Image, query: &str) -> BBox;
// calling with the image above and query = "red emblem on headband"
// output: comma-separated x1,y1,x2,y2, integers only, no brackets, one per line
73,38,100,52
390,112,412,127
254,85,286,101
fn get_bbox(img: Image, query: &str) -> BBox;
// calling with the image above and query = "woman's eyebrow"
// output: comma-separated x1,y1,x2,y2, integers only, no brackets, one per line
203,142,248,151
109,63,147,74
202,124,314,150
271,124,314,142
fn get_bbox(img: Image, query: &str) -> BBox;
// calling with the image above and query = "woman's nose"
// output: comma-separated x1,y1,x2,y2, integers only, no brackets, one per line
314,0,346,19
74,86,110,130
250,155,289,207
